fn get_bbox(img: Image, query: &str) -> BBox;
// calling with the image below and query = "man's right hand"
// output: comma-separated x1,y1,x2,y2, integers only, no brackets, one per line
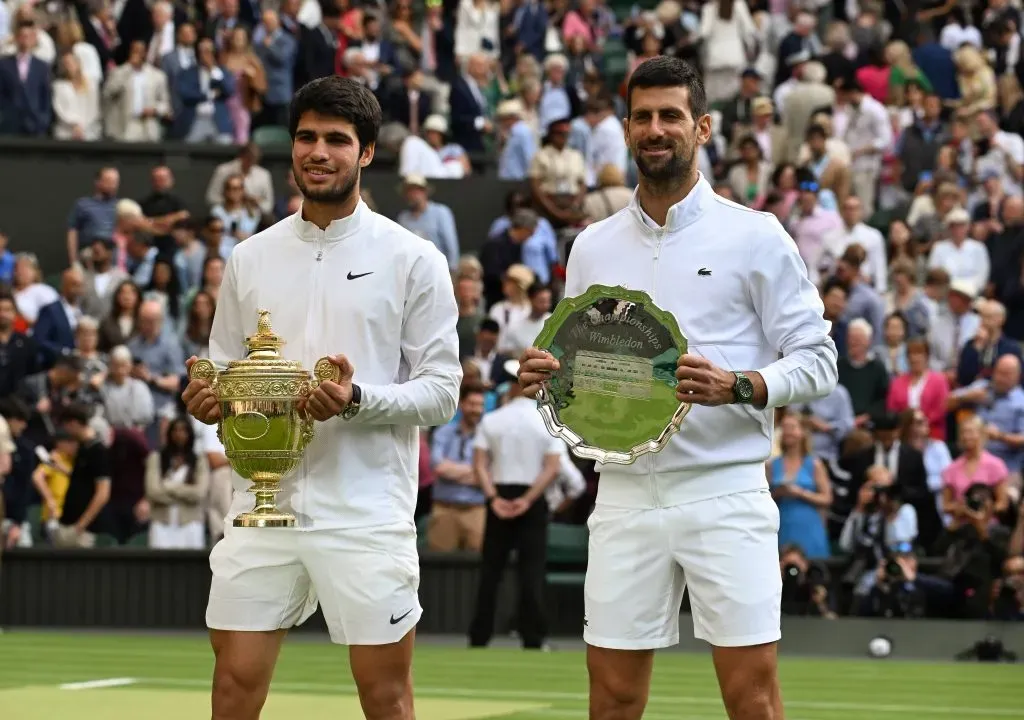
182,356,222,425
518,347,560,398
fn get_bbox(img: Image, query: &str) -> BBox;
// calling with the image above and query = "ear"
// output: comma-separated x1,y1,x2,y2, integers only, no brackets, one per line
695,113,713,146
359,142,375,168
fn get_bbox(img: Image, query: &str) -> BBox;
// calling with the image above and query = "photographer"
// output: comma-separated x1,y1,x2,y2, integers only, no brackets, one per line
933,483,1010,619
993,556,1024,621
866,541,927,618
780,543,836,618
838,466,920,613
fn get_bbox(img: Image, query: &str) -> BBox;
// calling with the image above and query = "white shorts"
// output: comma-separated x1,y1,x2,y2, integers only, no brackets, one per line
206,522,421,645
583,489,781,650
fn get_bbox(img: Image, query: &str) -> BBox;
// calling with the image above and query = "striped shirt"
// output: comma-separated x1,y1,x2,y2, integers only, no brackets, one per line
67,194,118,243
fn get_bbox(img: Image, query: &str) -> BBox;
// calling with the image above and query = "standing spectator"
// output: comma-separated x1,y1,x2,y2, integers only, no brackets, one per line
427,383,488,552
699,0,756,106
66,167,120,268
838,319,890,429
107,425,151,544
51,403,111,548
205,142,274,216
100,345,155,430
880,313,910,376
162,22,199,139
929,280,981,377
496,99,536,181
835,76,893,218
928,207,991,292
887,259,931,339
976,354,1024,503
0,294,40,399
0,21,53,137
454,0,500,65
823,196,888,294
886,339,950,441
958,300,1021,387
449,52,493,152
145,417,209,549
178,37,236,144
468,377,562,649
102,39,172,142
11,254,59,327
529,117,587,228
211,174,262,245
252,9,296,128
52,52,102,141
138,166,191,258
395,175,460,271
768,413,833,559
33,268,85,366
836,244,886,342
220,26,268,146
125,300,184,444
791,172,842,285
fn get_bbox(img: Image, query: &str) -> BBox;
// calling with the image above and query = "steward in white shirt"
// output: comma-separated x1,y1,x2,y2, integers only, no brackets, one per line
518,57,837,720
181,77,461,720
822,195,888,293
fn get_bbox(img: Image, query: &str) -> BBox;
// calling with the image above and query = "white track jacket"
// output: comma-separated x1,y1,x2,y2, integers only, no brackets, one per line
209,201,462,529
564,175,838,508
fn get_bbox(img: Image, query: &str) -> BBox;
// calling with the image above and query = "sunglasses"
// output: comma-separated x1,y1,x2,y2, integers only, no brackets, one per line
798,181,820,193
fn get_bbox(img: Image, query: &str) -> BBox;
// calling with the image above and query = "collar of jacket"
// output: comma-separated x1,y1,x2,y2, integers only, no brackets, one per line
626,172,714,240
291,199,367,243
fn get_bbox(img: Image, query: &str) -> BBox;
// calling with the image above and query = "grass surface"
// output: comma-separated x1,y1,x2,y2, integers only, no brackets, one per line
1,632,1022,719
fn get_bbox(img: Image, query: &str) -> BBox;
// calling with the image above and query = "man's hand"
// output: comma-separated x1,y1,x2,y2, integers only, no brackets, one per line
134,498,151,523
674,354,735,406
5,524,21,549
518,347,559,398
491,497,517,519
182,356,222,425
507,497,531,517
301,354,355,421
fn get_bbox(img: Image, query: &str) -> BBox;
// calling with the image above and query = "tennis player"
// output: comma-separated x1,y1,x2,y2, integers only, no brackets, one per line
181,76,462,720
519,57,838,719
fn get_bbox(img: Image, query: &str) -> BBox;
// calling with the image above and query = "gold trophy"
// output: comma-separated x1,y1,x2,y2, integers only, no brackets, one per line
189,310,339,528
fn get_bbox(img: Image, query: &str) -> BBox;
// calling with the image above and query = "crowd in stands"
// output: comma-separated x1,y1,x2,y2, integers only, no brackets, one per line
2,0,1024,622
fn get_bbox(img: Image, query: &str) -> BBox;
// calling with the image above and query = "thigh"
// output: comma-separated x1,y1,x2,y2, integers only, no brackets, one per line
586,644,654,706
349,627,416,700
675,490,782,648
584,505,684,650
425,505,459,552
303,524,422,646
463,506,486,552
210,627,287,687
206,527,316,633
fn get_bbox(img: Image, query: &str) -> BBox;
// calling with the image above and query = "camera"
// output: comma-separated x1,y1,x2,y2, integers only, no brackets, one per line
964,483,994,513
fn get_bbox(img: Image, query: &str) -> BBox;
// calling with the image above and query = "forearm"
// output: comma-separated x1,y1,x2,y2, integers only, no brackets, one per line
353,373,460,426
523,457,561,504
75,481,110,530
435,460,475,485
755,341,838,409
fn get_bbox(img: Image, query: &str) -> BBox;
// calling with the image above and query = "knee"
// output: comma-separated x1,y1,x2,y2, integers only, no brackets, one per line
211,664,269,718
720,667,779,720
590,671,646,713
357,677,412,720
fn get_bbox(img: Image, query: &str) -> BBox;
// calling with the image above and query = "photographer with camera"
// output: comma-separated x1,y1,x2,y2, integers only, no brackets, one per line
838,465,920,614
993,556,1024,621
867,540,928,618
780,543,836,619
933,482,1010,619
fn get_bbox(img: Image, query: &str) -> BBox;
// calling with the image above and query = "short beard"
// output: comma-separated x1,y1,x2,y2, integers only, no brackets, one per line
634,144,695,193
293,163,360,206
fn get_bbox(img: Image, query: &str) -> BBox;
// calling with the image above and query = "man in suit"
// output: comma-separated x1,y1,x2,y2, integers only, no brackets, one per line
0,21,52,136
103,39,172,142
449,52,492,153
383,68,433,133
34,269,86,368
161,22,198,140
252,9,297,127
840,413,942,549
174,37,236,143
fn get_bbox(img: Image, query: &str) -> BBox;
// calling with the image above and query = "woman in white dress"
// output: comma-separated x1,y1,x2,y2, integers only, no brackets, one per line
145,417,210,549
11,253,58,326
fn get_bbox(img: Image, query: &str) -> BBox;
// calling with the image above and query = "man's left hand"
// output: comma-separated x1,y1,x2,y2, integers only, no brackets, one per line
302,355,355,421
675,354,735,406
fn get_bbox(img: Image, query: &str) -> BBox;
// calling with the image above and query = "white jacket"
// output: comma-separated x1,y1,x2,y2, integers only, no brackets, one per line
209,201,462,530
564,176,837,508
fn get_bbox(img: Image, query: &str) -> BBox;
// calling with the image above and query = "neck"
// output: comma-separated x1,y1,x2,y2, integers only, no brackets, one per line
0,327,12,342
301,192,359,230
637,169,699,226
966,448,981,460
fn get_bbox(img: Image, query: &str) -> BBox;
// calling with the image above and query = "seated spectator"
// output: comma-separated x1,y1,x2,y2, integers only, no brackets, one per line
485,263,533,339
206,144,274,217
399,114,472,179
100,345,155,431
498,282,551,357
837,319,890,429
396,175,460,271
886,258,931,339
583,164,633,223
886,338,949,441
768,412,833,559
145,417,208,549
11,253,59,327
33,268,86,366
928,279,981,377
942,416,1012,526
957,300,1022,387
879,313,909,376
212,173,262,246
901,409,952,520
75,316,108,390
529,116,587,229
98,279,141,353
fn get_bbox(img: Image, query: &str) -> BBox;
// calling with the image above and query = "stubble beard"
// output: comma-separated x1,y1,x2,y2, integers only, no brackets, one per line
633,140,696,194
294,163,360,206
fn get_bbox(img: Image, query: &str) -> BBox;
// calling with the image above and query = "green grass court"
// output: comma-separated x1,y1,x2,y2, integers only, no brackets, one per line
1,632,1022,719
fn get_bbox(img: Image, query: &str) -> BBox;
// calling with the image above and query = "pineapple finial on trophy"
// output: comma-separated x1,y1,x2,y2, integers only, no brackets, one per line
257,309,273,336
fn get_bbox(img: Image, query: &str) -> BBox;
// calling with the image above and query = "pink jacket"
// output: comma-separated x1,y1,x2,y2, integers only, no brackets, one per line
886,371,950,440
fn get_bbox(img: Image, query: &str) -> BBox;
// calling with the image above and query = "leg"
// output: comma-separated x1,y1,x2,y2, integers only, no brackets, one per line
587,646,654,720
210,629,286,720
512,490,549,648
425,502,460,552
677,490,783,719
583,503,683,718
711,643,783,720
206,528,314,719
468,493,517,646
349,629,416,720
463,505,486,553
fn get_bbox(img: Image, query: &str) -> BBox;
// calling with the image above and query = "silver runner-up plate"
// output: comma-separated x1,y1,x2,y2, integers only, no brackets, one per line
533,284,691,465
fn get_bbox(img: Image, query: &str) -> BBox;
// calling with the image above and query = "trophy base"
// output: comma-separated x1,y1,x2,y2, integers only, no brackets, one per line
233,511,296,529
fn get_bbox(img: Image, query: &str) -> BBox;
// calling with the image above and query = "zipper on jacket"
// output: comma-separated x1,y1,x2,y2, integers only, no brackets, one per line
300,236,326,515
650,227,664,507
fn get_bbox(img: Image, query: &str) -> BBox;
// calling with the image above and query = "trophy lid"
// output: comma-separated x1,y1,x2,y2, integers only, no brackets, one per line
224,310,306,374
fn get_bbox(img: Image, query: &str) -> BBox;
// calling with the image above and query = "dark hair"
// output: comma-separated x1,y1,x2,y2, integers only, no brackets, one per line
459,382,486,402
108,279,141,321
906,337,929,357
885,312,909,335
805,124,828,140
527,281,550,298
479,318,500,334
0,397,30,422
822,278,847,296
839,243,867,268
161,417,198,481
147,259,181,320
626,56,707,120
59,402,93,426
289,76,383,153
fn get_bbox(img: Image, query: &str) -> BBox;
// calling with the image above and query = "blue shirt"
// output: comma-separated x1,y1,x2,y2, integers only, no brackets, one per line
487,214,558,284
67,195,117,244
397,202,460,270
498,120,537,181
430,422,485,506
0,249,14,284
978,385,1024,472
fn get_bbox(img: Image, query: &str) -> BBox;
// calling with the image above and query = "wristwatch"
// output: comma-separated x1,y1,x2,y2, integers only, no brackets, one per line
732,372,754,404
340,384,362,420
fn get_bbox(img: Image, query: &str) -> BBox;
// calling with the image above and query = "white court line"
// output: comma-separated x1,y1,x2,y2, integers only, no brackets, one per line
132,677,1021,716
59,678,138,691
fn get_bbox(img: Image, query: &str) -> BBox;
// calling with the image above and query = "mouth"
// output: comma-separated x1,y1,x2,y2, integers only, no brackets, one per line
639,146,672,158
304,167,335,178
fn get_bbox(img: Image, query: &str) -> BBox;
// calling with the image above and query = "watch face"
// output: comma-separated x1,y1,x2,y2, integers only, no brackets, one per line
735,375,754,402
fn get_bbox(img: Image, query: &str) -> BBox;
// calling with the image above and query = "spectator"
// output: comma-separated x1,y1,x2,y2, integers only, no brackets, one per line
0,397,34,549
928,207,990,292
205,142,274,216
33,268,86,366
67,167,120,269
102,39,171,142
929,279,981,377
395,175,460,270
498,281,551,356
942,416,1013,525
100,345,155,431
836,244,886,342
98,279,141,352
0,21,53,137
495,98,537,181
769,412,832,559
902,409,952,520
838,319,890,428
399,114,471,179
125,299,184,444
162,22,199,139
886,338,950,441
824,196,888,294
252,9,296,127
31,430,78,536
0,294,40,399
138,166,191,258
178,37,236,144
51,402,111,548
879,313,910,376
427,383,487,552
11,253,59,327
52,51,102,141
958,300,1022,387
145,417,208,549
582,163,632,222
211,173,262,246
886,259,931,339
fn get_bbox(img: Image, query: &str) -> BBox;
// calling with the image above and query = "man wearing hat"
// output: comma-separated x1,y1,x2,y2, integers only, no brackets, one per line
929,279,983,376
496,98,537,181
396,174,460,270
727,96,785,165
398,114,471,179
928,207,990,292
